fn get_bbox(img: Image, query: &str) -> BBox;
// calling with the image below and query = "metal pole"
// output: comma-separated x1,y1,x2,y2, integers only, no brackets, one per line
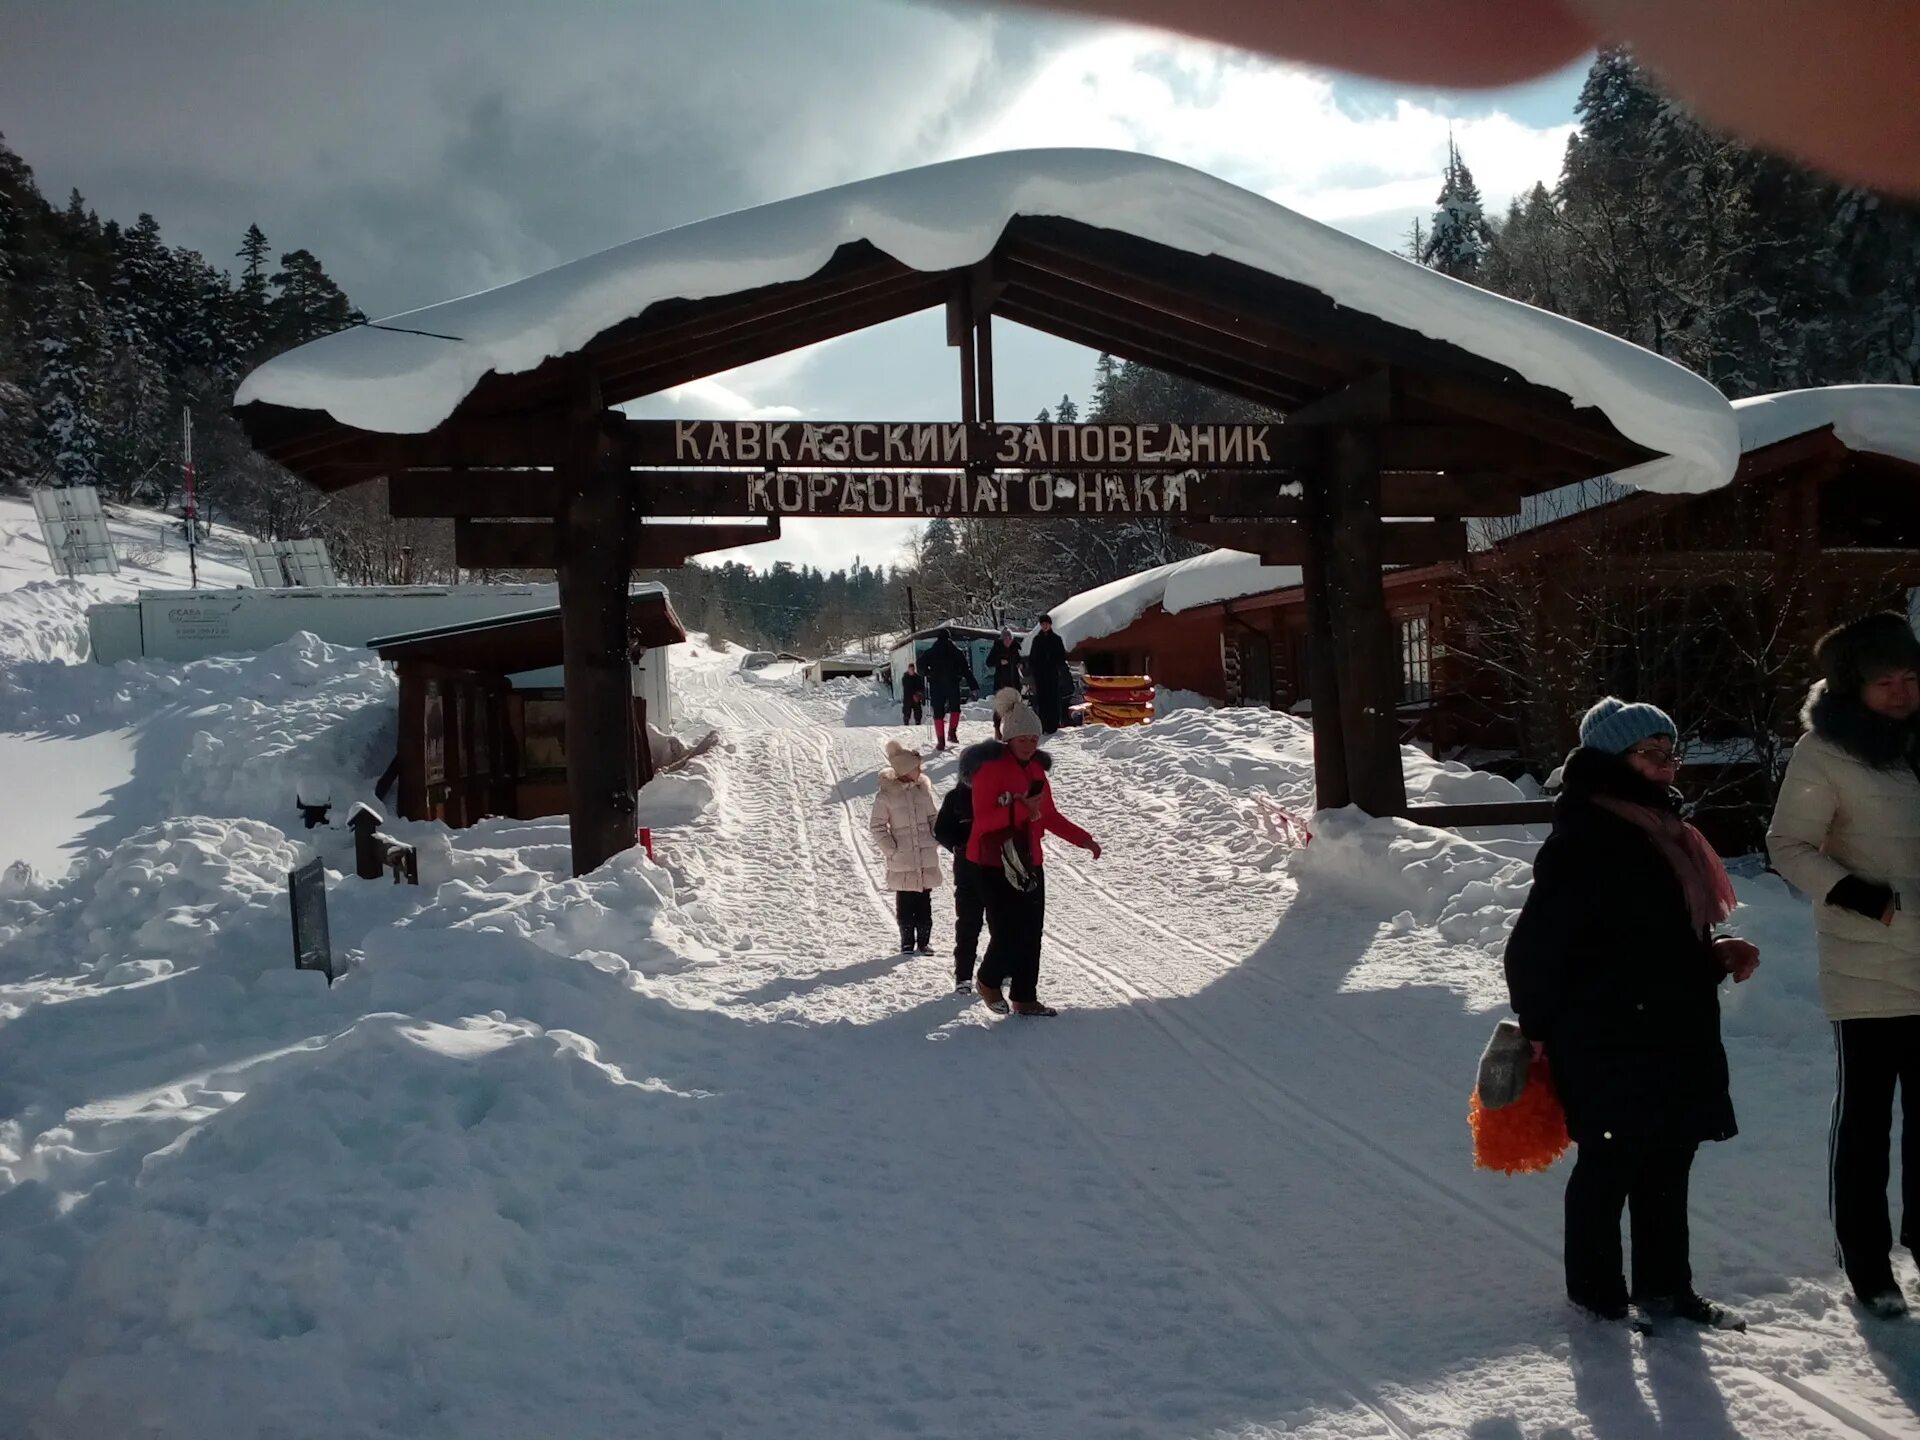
182,406,199,590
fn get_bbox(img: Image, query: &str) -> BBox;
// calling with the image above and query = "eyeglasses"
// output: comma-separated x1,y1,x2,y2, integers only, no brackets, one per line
1626,743,1680,765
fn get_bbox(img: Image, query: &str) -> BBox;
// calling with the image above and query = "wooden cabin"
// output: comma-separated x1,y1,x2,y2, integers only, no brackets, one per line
370,587,687,827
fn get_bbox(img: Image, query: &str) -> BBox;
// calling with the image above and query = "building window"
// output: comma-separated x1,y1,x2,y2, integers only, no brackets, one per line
1399,613,1432,705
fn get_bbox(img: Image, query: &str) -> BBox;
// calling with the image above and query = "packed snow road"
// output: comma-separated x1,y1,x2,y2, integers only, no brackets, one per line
0,631,1915,1438
652,647,1920,1440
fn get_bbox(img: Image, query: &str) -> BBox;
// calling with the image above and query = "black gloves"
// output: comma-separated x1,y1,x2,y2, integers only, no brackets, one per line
1827,875,1898,921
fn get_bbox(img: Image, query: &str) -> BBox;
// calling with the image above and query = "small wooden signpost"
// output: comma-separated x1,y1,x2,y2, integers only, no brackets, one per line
288,856,335,985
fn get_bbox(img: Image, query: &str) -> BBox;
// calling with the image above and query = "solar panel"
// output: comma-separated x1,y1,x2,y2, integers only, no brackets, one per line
31,487,120,577
242,538,339,588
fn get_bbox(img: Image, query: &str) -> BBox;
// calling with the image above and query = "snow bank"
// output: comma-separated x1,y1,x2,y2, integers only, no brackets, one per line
0,632,395,848
237,150,1736,493
1732,384,1920,466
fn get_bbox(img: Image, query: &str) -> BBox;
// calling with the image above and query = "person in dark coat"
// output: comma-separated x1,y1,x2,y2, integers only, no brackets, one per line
900,662,925,726
934,740,996,992
921,628,976,752
1505,697,1760,1330
1026,615,1071,734
985,627,1024,694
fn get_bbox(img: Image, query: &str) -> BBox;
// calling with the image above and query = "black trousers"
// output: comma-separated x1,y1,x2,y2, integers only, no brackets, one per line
1564,1139,1697,1307
902,697,923,724
895,890,931,947
952,856,986,984
977,866,1046,1003
1831,1016,1920,1295
1034,687,1062,734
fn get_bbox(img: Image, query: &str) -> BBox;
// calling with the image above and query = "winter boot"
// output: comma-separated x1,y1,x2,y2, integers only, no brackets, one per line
899,924,915,954
1859,1287,1911,1319
1635,1292,1746,1332
1568,1292,1630,1324
975,979,1010,1014
915,925,933,955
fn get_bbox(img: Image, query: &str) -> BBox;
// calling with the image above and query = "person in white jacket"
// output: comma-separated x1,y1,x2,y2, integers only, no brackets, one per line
1767,611,1920,1318
870,738,943,955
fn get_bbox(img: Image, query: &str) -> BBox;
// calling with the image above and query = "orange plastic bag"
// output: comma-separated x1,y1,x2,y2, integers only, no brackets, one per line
1469,1055,1572,1174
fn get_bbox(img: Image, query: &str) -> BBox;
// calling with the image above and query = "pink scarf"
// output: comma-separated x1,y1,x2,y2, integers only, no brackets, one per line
1592,796,1737,934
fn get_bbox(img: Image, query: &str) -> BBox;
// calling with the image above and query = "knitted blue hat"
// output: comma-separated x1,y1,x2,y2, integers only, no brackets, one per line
1578,697,1677,755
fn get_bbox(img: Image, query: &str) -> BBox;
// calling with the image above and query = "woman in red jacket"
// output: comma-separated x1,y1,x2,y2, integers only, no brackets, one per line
967,699,1102,1015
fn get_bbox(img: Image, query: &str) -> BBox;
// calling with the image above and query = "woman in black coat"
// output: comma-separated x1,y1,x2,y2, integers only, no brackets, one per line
1505,697,1760,1329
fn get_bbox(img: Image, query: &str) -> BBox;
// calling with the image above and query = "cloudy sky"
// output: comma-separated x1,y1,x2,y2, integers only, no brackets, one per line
3,0,1589,573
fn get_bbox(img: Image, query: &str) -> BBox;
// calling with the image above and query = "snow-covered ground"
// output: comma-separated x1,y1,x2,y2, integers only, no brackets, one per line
0,596,1915,1434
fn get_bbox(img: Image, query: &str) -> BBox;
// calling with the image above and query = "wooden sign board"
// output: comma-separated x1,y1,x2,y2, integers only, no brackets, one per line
395,471,1310,521
628,420,1288,471
288,857,335,985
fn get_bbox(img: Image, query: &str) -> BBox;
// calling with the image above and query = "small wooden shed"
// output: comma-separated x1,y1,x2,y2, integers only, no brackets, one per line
370,587,687,827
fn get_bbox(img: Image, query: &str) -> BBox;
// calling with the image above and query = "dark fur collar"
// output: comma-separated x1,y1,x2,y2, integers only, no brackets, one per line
1803,680,1918,770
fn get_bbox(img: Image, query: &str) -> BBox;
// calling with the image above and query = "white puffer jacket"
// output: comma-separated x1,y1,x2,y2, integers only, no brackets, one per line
1767,689,1920,1020
870,768,944,892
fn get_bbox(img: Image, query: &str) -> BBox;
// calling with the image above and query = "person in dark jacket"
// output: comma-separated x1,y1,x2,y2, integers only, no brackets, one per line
900,662,925,726
934,740,996,992
1505,697,1760,1330
986,627,1024,693
1026,615,1071,734
921,628,976,752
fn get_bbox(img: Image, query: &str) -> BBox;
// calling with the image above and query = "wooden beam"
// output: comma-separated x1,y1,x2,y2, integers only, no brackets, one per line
998,286,1313,410
457,519,779,568
976,310,995,427
598,273,949,401
1404,800,1557,829
1379,474,1522,518
994,254,1344,396
1397,371,1648,469
1285,370,1395,428
998,233,1354,389
625,419,1293,471
1174,519,1466,566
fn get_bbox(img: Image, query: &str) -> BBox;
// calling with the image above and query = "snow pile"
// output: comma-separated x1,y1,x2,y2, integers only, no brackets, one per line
821,676,897,726
1293,809,1534,956
1152,685,1216,714
0,580,99,665
0,632,394,844
237,150,1736,495
1733,384,1920,466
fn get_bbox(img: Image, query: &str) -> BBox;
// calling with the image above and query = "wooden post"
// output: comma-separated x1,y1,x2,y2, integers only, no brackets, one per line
975,311,995,426
555,383,637,876
1300,479,1349,808
1321,423,1408,816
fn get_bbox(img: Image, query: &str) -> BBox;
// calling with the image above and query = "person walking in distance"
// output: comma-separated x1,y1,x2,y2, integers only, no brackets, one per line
922,627,975,753
1026,614,1071,734
986,626,1024,692
968,699,1101,1016
900,662,925,727
1505,697,1759,1331
869,739,942,955
933,740,994,993
1768,612,1920,1319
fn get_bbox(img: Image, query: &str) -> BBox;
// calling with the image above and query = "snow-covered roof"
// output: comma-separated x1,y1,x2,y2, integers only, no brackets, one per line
1048,549,1302,652
1733,386,1920,467
236,149,1736,494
